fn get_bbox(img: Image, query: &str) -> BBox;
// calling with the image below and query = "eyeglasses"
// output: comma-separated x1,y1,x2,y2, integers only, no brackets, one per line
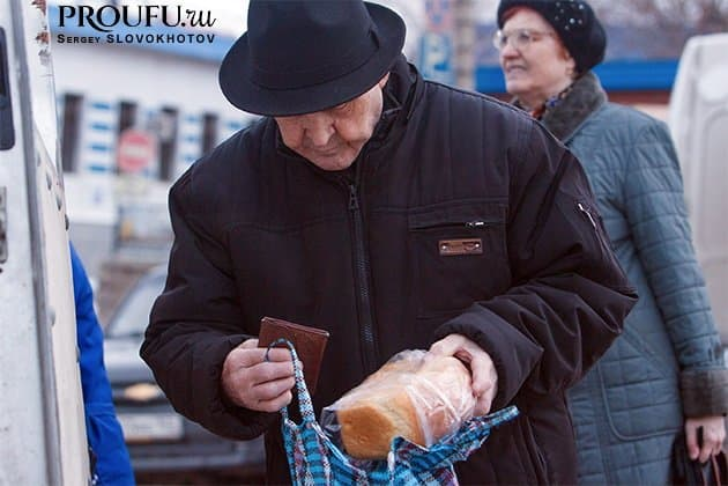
492,29,556,51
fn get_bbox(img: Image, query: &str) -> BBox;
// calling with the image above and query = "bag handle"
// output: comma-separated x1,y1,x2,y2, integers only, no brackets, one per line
264,338,316,423
708,450,728,486
717,450,728,481
708,456,718,486
696,451,728,486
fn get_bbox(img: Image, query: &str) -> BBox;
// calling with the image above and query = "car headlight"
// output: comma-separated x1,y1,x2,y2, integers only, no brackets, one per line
123,382,165,403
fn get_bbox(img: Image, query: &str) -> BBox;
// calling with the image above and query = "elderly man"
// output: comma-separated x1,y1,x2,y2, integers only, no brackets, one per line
141,1,636,483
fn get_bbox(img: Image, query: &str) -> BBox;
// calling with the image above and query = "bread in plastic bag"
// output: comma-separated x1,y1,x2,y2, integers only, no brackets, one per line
321,349,476,460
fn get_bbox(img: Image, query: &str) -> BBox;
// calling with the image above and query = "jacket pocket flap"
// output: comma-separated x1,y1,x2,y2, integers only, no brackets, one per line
408,202,506,230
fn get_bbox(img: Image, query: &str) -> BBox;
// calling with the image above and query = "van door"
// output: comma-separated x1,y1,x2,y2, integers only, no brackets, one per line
669,33,728,344
0,0,89,484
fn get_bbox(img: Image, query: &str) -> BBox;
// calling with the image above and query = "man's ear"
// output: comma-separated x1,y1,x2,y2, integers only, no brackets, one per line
378,73,391,89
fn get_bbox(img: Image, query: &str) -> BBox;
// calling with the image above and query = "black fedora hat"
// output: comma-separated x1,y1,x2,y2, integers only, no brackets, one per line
219,0,406,117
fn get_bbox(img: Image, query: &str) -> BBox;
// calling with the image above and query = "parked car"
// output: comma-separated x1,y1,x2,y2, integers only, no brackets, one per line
103,265,266,477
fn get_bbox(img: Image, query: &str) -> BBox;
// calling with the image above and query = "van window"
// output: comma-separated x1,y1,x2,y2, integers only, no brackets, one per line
0,27,14,150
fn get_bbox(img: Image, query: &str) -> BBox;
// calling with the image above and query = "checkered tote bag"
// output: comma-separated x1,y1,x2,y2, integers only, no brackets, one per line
268,339,520,486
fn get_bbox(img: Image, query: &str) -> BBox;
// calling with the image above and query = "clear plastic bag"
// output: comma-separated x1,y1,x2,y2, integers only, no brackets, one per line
321,350,477,460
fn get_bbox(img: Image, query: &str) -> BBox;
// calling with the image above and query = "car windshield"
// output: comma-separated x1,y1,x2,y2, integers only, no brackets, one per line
106,274,165,339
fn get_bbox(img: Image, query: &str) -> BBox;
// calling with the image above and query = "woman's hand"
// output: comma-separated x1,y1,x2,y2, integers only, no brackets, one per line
685,415,726,463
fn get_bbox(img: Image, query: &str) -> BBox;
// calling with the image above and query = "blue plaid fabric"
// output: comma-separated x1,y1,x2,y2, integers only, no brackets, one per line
267,339,520,486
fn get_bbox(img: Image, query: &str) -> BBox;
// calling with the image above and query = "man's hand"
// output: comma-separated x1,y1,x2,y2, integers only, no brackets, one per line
221,338,299,413
685,415,726,463
428,334,498,416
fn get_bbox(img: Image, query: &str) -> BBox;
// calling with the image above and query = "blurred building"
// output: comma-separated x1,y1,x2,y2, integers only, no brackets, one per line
50,5,251,276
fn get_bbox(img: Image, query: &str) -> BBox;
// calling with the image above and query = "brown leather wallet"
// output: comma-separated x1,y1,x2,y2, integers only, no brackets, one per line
258,317,330,395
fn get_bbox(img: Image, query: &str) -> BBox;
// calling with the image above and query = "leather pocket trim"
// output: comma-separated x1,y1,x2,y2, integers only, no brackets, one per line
439,238,484,256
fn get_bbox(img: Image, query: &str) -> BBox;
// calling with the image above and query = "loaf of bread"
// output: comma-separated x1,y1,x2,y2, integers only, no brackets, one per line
330,350,475,460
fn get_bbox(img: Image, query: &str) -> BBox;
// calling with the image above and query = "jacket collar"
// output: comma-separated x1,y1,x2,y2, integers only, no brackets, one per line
366,54,415,146
538,71,607,142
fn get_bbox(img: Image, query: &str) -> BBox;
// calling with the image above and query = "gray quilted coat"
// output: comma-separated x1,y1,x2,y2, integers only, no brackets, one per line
535,73,728,485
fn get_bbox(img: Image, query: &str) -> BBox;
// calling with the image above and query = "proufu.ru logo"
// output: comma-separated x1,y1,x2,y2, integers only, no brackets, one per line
56,4,218,45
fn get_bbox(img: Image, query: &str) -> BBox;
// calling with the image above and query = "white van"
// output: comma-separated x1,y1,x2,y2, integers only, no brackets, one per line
669,33,728,344
0,1,89,484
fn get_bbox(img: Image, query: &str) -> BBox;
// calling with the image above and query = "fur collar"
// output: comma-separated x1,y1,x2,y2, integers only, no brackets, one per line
537,71,607,142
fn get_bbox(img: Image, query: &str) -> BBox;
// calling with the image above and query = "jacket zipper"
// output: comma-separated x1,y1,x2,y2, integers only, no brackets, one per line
348,183,379,375
577,202,597,229
577,201,614,255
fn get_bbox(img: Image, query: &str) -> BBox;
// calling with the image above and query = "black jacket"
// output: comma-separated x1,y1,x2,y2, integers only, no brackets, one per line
141,59,637,485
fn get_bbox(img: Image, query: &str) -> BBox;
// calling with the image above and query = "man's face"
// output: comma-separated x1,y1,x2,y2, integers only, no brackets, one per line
275,75,389,171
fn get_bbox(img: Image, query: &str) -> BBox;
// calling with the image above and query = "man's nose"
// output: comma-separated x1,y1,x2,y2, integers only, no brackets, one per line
303,115,335,147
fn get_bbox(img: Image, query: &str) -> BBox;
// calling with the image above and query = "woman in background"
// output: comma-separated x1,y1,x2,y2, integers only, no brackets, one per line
494,0,728,484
